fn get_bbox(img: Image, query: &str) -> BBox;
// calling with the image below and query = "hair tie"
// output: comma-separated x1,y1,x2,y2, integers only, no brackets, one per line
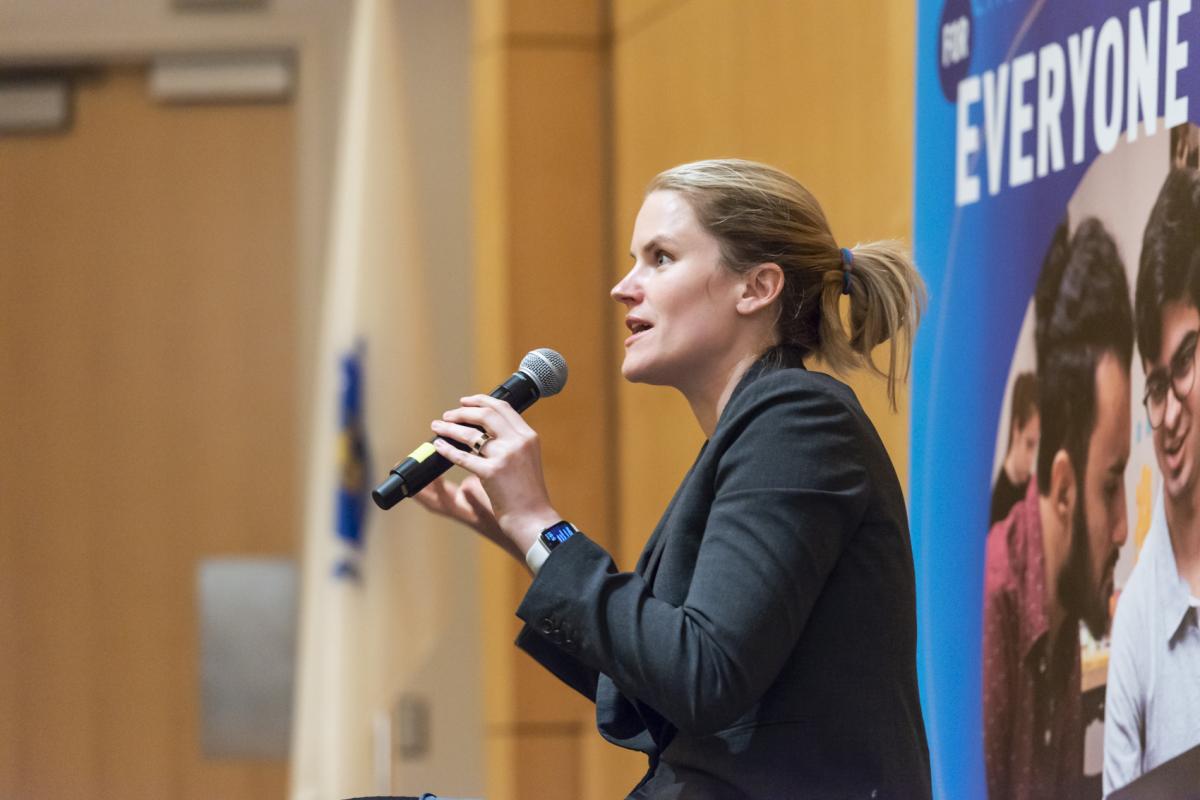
840,247,854,295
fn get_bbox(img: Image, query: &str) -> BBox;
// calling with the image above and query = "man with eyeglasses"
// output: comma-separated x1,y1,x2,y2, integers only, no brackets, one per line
984,218,1132,800
1104,168,1200,797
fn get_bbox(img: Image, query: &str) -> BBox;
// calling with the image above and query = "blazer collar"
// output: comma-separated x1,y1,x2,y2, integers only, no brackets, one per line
718,345,807,433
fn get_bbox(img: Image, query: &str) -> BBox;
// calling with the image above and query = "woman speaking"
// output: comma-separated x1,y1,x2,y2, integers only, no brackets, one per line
418,159,932,799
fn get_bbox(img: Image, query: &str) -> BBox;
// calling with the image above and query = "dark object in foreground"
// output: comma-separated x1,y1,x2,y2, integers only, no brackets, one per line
1109,743,1200,800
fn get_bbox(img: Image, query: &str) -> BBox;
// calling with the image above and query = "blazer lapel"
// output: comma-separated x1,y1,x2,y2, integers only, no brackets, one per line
638,441,707,581
636,350,805,583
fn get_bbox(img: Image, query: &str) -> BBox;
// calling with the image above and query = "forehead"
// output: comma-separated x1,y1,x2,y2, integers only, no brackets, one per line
1088,352,1131,465
630,190,703,247
1152,300,1200,365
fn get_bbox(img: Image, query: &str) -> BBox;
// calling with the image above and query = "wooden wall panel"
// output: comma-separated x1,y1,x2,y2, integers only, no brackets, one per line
0,67,295,799
472,2,633,798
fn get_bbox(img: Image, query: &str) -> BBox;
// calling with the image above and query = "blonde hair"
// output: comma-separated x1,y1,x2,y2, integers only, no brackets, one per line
647,158,926,408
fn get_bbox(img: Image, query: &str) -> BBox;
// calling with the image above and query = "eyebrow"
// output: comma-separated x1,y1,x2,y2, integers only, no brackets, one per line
629,235,679,259
1174,330,1200,360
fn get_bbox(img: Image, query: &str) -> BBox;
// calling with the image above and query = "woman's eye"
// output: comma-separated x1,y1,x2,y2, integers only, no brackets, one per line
655,250,672,266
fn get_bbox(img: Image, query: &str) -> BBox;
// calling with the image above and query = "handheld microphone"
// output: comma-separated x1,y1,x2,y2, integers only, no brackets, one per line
371,348,568,510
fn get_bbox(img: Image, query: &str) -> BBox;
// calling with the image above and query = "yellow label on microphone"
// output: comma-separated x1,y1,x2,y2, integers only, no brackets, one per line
409,442,438,463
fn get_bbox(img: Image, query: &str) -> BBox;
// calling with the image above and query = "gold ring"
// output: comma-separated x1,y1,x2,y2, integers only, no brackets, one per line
471,431,493,455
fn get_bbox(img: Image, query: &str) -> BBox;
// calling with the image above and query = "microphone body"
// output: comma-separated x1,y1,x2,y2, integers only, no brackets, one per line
371,349,567,510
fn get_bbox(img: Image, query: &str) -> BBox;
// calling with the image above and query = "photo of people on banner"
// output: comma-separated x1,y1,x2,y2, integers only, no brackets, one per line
983,122,1200,799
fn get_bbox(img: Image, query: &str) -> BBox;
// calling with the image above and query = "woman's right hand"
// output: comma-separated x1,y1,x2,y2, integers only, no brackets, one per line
413,475,524,561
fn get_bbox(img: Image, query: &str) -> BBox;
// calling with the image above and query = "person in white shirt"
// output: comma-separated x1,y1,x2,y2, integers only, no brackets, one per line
1104,167,1200,796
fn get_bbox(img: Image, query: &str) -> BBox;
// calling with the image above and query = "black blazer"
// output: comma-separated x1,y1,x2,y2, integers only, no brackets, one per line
515,354,931,799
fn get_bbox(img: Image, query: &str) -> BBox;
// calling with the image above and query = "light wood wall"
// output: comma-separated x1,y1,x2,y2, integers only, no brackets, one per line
475,1,915,797
472,2,621,798
0,68,296,798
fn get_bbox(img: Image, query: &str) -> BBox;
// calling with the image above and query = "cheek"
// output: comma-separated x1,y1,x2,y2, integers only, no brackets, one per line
1091,487,1124,549
1153,426,1167,455
1084,490,1108,544
665,298,731,345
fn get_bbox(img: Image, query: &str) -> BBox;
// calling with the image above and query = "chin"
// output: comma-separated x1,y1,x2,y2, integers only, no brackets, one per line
620,356,673,387
620,356,651,384
1167,469,1194,503
1163,450,1195,501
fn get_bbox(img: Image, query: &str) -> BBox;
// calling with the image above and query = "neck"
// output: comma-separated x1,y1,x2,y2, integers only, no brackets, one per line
1037,494,1070,643
1164,494,1200,595
681,350,762,438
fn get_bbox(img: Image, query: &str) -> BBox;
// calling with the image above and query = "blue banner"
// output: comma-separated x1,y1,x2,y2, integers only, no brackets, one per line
914,1,1200,796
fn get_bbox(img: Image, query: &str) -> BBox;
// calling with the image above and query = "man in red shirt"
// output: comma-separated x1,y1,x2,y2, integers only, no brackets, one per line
983,218,1133,800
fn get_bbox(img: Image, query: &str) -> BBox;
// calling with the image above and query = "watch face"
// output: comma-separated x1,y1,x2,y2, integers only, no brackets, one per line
541,522,576,549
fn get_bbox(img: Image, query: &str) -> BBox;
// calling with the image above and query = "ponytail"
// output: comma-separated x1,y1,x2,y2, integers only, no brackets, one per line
817,240,926,409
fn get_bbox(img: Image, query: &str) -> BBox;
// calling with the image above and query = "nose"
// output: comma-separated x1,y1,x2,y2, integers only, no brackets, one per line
610,265,641,307
1164,384,1186,432
1113,487,1129,547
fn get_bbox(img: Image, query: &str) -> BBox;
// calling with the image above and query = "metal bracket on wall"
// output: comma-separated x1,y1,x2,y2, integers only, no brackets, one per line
0,72,73,135
175,0,268,10
149,52,294,105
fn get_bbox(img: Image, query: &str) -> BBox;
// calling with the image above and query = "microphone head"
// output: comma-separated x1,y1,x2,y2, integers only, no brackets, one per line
519,348,568,398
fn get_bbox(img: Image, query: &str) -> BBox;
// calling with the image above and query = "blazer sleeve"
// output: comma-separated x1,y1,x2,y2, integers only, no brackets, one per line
515,374,870,735
513,622,600,702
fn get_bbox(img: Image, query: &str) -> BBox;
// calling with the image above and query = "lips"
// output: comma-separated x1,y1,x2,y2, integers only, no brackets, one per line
1164,427,1189,475
624,316,653,347
625,316,652,333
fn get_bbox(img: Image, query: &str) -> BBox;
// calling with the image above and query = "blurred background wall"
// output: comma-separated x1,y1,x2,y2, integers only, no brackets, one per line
1,1,915,798
0,3,346,797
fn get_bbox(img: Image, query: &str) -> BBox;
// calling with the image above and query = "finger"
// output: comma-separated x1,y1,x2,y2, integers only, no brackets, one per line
413,476,454,512
463,490,491,520
464,395,535,439
431,419,487,449
460,476,495,515
412,486,436,509
420,475,455,501
450,487,481,522
442,404,514,437
432,437,492,476
460,394,533,434
414,477,482,530
458,480,517,556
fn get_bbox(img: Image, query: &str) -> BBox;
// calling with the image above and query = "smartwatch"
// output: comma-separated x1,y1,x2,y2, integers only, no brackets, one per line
525,520,579,575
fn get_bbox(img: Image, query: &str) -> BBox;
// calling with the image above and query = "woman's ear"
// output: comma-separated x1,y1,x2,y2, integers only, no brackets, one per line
736,263,785,315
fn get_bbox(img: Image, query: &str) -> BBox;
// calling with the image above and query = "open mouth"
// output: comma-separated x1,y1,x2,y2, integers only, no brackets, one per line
624,317,653,345
1164,428,1190,472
